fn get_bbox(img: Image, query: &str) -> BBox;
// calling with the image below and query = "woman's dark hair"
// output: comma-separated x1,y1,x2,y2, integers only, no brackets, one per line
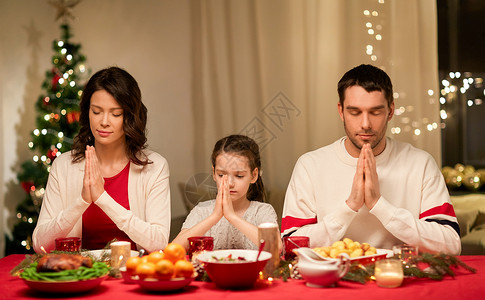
211,135,266,202
337,64,394,108
71,66,150,165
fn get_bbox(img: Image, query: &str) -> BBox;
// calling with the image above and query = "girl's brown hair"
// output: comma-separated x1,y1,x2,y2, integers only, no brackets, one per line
211,134,266,202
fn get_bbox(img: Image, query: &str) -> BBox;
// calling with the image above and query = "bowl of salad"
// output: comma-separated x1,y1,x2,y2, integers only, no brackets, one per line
196,249,272,289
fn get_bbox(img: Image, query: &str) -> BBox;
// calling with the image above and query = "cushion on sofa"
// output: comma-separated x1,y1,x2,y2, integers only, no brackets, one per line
454,208,479,238
451,194,485,234
460,230,485,255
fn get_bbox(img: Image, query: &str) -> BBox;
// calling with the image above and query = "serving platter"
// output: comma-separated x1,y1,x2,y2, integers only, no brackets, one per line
22,274,108,294
82,249,139,260
132,276,195,292
313,248,393,265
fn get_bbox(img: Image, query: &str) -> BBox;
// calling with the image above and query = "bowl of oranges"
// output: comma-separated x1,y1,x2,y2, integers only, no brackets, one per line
122,243,195,292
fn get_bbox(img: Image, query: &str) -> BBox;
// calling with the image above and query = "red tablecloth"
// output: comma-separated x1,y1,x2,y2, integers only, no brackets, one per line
0,254,483,300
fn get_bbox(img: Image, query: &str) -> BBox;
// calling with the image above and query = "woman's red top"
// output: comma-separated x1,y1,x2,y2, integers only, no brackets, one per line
82,163,136,250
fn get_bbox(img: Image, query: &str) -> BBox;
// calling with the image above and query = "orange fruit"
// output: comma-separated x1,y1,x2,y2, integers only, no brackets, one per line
147,251,165,264
125,256,142,274
173,260,194,278
140,255,149,264
135,262,156,279
155,259,174,280
163,243,186,263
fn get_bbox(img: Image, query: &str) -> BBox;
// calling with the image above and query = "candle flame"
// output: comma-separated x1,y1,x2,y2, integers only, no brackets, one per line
40,246,47,254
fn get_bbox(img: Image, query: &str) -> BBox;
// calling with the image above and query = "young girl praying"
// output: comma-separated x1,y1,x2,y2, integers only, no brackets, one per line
173,134,279,250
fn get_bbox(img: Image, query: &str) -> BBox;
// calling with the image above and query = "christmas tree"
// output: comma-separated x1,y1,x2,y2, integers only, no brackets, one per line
5,20,88,255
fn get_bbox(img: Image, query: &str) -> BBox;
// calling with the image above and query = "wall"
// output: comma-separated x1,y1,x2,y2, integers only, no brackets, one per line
0,0,442,257
0,0,193,255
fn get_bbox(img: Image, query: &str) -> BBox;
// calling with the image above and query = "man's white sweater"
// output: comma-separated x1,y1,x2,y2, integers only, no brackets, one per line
281,137,461,254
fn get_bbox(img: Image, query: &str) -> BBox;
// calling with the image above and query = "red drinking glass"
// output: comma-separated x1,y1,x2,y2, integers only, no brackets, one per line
283,236,309,261
55,237,81,252
188,236,214,259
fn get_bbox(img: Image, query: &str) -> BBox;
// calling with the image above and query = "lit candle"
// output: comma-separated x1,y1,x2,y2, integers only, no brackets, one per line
374,259,403,288
110,241,131,269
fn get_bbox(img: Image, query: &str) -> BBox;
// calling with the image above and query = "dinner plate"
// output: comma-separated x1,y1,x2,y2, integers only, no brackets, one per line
82,249,139,261
133,276,195,292
22,274,108,294
316,248,393,265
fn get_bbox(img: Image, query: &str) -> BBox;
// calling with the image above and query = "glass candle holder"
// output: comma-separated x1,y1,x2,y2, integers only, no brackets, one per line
392,244,418,268
283,236,309,261
258,223,280,278
188,236,214,259
374,258,404,288
110,241,131,270
55,237,81,252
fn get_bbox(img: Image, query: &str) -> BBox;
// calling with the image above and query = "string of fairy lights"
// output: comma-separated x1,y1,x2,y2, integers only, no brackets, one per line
439,71,484,122
438,71,484,191
362,0,441,140
355,0,485,190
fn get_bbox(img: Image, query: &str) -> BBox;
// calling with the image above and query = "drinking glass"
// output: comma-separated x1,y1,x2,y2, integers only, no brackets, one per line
55,237,81,252
188,236,214,259
283,236,310,261
392,244,418,268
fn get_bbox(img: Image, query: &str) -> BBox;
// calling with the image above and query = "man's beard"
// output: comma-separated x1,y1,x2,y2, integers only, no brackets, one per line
343,121,386,151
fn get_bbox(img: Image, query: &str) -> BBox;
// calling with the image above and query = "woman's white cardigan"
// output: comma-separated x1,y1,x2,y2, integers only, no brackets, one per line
33,150,171,253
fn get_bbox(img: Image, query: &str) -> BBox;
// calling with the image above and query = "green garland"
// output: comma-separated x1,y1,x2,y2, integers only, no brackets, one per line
399,253,476,280
272,259,293,282
272,253,477,284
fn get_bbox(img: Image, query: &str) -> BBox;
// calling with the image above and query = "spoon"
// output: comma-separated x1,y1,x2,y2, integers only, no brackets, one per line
256,240,265,261
138,249,146,257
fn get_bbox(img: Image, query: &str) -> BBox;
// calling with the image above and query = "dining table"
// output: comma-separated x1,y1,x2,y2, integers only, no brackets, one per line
0,254,483,300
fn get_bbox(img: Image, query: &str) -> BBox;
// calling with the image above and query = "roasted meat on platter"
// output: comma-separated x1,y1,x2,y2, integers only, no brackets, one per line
36,254,93,272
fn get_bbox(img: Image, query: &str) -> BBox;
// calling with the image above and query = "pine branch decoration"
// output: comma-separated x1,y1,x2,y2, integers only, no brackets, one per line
340,253,477,284
271,254,477,284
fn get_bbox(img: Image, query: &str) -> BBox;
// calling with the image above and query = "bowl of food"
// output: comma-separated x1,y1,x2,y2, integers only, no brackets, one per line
310,238,392,265
119,245,197,292
196,249,272,290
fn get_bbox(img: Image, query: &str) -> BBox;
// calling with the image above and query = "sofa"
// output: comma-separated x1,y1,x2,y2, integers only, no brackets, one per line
451,193,485,255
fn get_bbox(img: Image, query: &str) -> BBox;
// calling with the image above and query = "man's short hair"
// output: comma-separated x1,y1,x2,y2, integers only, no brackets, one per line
337,64,394,108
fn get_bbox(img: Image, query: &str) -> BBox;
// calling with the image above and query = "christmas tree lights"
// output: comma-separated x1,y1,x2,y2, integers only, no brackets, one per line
6,21,89,254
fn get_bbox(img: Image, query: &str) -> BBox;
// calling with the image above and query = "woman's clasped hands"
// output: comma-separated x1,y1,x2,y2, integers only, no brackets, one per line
82,145,105,204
